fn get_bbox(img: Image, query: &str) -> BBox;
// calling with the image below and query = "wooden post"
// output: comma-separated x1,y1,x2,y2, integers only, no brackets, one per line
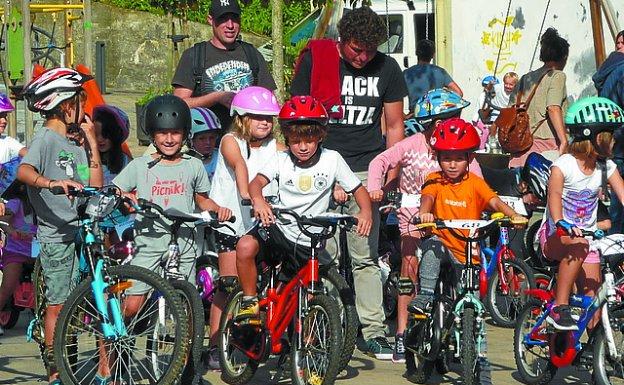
83,0,93,69
3,2,16,139
271,0,284,101
589,0,606,68
22,0,33,143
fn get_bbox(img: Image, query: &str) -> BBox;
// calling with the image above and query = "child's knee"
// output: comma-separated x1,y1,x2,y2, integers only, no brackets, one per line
236,235,259,261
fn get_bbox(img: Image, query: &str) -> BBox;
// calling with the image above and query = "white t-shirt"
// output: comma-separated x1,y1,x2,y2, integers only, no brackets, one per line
259,148,361,245
0,135,24,163
543,154,616,235
471,83,511,123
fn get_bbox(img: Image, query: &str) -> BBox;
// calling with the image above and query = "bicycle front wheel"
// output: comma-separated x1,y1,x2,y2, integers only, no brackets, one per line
291,294,343,385
170,279,205,381
53,265,189,385
460,307,479,385
593,310,624,385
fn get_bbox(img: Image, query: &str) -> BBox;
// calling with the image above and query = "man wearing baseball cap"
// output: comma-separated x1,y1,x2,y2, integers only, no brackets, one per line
172,0,276,130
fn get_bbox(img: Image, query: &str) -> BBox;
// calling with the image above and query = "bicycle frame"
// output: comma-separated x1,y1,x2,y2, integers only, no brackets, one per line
480,225,516,297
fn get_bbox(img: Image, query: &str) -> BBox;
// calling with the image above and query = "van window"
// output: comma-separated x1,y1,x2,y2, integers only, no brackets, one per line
377,14,403,54
413,13,435,46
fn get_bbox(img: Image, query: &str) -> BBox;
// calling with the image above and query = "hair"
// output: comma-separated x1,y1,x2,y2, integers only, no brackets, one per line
338,6,387,48
95,111,125,174
231,115,274,142
43,90,87,121
416,39,435,61
539,28,570,63
282,123,327,142
567,131,613,159
503,72,519,83
617,30,624,45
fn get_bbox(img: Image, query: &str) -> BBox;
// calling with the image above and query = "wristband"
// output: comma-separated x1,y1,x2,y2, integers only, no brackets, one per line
48,180,54,189
33,175,41,187
555,219,575,235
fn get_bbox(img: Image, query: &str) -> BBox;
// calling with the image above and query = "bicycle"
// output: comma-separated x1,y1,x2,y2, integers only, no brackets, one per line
50,186,190,385
404,214,528,385
514,229,624,385
219,206,345,385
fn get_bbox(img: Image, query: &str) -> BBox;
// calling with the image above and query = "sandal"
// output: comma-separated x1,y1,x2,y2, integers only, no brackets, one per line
93,374,111,385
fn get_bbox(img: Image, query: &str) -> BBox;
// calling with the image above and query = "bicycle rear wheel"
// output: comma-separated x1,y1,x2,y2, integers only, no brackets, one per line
514,300,556,384
31,258,48,369
291,294,342,385
486,256,535,328
53,265,189,385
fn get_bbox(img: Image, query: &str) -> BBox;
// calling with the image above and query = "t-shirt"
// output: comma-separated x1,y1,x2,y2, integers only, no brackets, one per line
509,66,568,139
172,41,277,130
259,148,361,245
113,154,211,259
22,128,90,242
4,198,36,257
421,171,498,263
403,64,453,111
290,51,408,172
543,154,616,236
0,135,24,163
102,153,130,185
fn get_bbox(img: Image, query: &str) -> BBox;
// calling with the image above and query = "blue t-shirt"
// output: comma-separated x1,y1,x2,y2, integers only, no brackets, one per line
404,64,453,110
203,149,219,183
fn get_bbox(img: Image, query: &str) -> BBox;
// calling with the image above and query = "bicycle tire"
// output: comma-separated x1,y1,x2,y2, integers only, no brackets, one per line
404,350,434,384
524,221,541,265
218,288,259,385
514,300,556,385
290,294,343,385
171,279,205,382
32,258,48,367
593,309,624,385
461,307,479,385
320,267,358,371
485,256,536,328
53,265,189,385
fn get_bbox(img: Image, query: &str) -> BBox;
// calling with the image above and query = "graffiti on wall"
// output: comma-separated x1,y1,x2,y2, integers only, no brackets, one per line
481,16,522,76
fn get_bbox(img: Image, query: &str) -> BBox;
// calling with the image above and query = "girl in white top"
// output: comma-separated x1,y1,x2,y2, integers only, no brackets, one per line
206,86,285,363
0,93,26,163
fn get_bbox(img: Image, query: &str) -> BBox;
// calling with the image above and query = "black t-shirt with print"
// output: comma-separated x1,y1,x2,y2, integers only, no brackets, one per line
172,41,276,129
290,51,407,172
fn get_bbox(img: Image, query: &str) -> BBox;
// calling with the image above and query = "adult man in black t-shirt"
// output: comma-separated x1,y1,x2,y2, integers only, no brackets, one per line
172,0,276,129
291,6,408,361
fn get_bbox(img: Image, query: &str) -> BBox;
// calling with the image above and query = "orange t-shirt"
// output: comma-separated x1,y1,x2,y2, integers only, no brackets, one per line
421,171,497,264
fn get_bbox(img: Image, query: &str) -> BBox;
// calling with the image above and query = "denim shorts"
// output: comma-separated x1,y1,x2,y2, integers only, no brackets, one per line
39,241,79,305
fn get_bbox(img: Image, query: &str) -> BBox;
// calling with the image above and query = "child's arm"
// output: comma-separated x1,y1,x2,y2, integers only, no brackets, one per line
195,192,232,222
418,194,435,223
367,138,408,201
220,135,251,199
487,196,526,224
547,166,582,236
18,163,83,195
352,185,372,237
249,174,273,226
609,168,624,205
82,115,104,188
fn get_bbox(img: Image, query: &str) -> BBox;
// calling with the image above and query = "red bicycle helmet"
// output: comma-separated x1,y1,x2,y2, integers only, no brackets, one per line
279,96,329,126
430,118,480,152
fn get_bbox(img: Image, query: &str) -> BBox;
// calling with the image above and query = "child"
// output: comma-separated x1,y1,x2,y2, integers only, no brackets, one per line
92,105,131,184
368,93,479,363
472,75,499,126
205,86,284,369
539,96,624,331
235,95,372,320
189,107,222,182
407,118,524,383
112,94,230,383
17,67,103,385
0,93,26,162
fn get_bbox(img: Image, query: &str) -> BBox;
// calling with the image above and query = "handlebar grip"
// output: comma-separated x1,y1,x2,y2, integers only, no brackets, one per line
50,186,66,195
207,211,236,223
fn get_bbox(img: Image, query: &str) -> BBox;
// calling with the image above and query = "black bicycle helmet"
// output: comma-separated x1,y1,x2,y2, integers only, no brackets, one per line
144,94,192,138
521,152,552,202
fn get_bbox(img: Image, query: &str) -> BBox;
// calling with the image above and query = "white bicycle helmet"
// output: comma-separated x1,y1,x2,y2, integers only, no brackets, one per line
22,68,91,113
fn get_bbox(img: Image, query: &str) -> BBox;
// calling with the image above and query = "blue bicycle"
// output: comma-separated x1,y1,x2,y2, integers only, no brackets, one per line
51,186,190,385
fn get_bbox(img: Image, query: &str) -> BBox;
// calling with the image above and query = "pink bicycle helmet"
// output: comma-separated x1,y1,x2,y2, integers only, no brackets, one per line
230,86,280,117
22,67,91,112
0,93,14,113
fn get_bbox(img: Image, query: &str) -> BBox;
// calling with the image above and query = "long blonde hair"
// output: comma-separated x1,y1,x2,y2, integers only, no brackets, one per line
230,115,274,142
567,131,613,160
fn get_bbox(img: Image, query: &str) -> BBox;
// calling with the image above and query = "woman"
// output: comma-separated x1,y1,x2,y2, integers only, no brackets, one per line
508,28,570,168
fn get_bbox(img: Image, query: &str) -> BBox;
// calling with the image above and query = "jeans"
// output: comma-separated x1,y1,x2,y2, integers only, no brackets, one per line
609,158,624,234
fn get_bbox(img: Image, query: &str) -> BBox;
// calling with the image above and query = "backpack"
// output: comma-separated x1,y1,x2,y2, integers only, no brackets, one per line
495,70,552,154
191,40,260,93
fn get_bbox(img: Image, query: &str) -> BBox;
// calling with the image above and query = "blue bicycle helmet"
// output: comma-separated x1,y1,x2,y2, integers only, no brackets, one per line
404,118,426,137
190,107,222,138
413,88,470,125
521,152,552,202
481,75,499,87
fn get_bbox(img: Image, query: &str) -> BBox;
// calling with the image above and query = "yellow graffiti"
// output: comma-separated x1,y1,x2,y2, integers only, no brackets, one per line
481,16,522,75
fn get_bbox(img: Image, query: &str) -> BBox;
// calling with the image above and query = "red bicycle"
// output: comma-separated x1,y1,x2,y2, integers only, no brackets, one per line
218,207,349,385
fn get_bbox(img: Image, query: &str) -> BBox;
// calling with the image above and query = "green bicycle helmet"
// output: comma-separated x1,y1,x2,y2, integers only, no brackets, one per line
565,96,624,141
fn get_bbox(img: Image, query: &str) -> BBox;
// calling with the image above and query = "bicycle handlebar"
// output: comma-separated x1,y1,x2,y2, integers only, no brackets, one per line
411,215,528,242
135,198,236,227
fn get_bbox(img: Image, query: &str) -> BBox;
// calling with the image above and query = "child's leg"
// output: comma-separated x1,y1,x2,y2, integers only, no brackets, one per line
396,235,419,335
0,262,22,312
209,250,237,347
409,237,446,312
576,261,602,329
543,233,589,306
236,235,260,298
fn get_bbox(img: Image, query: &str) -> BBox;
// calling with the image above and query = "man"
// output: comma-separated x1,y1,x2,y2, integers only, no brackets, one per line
172,0,276,130
290,6,407,361
404,39,462,111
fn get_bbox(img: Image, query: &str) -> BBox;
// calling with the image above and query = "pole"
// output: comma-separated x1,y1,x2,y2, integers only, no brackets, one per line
3,1,15,139
598,0,620,42
589,0,606,67
83,0,92,69
271,0,284,102
22,0,33,143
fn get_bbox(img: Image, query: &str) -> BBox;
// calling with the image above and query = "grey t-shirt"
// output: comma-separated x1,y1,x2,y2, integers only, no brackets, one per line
22,128,90,242
113,154,211,260
403,64,454,110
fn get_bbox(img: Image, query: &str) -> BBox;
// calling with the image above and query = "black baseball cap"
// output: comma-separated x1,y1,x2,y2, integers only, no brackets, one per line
210,0,241,19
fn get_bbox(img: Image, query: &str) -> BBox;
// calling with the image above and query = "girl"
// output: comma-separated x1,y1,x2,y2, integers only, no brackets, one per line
0,93,26,162
540,97,624,331
206,86,284,369
367,89,480,364
93,105,132,184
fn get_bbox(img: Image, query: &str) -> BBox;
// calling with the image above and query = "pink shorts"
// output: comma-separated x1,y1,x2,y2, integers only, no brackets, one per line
538,222,600,264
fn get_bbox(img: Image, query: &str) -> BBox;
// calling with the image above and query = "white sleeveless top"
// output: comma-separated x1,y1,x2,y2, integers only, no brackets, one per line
209,133,278,236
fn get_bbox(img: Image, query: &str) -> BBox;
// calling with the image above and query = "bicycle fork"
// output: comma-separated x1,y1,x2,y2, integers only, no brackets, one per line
453,296,486,358
92,259,128,339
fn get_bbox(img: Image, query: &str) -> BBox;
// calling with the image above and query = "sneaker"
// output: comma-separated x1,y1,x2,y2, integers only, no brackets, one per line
407,293,434,315
392,334,406,363
546,305,579,331
365,336,393,360
235,298,259,323
203,346,220,371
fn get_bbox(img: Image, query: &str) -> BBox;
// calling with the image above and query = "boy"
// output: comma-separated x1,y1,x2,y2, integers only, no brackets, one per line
189,107,223,182
406,118,525,384
17,68,103,384
235,96,372,319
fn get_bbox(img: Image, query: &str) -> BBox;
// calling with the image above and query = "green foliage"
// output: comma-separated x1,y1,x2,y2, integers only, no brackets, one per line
136,85,174,106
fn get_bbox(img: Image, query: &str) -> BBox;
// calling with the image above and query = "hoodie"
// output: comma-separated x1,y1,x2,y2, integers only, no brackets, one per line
593,51,624,158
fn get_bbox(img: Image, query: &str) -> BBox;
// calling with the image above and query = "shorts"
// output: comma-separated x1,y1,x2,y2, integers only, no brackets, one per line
0,250,30,265
214,231,240,253
398,207,421,237
39,241,79,305
248,224,313,278
538,221,600,264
